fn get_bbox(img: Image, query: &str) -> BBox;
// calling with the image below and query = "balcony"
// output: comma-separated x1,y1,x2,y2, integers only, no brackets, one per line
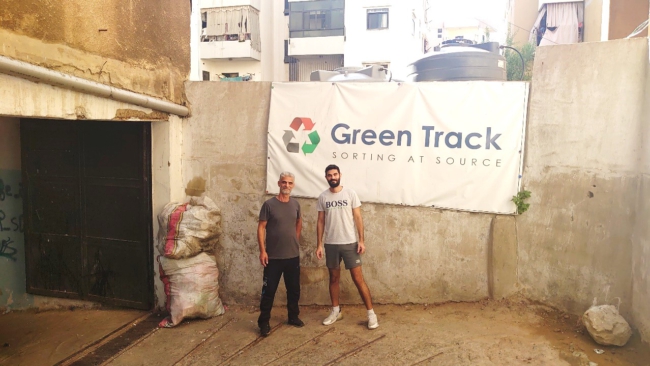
287,36,345,57
200,40,261,60
200,0,261,10
200,5,261,60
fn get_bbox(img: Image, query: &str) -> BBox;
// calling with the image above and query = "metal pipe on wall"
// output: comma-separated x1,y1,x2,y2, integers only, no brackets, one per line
0,55,190,117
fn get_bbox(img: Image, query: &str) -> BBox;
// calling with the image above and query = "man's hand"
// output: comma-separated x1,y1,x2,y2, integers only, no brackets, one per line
357,240,366,254
260,251,269,267
316,246,324,260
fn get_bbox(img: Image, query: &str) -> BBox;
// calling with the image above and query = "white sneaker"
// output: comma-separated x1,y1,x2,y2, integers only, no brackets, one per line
323,309,342,325
368,313,379,330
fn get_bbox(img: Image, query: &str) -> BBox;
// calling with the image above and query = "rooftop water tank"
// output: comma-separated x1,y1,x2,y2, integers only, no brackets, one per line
406,42,506,82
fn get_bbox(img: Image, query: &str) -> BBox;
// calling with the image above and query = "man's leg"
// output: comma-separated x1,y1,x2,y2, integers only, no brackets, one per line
350,266,373,310
283,256,302,325
258,259,283,330
328,267,341,307
323,244,343,326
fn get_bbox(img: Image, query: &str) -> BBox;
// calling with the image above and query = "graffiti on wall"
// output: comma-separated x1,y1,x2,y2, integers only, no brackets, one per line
0,170,31,309
0,178,23,262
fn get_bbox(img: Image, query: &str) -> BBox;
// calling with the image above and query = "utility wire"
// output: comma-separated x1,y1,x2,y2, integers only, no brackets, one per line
506,20,559,45
626,19,649,38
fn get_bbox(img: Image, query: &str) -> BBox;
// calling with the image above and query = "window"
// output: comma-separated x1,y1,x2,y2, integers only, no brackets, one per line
201,12,207,29
202,71,210,81
289,0,344,38
367,8,388,30
222,72,239,78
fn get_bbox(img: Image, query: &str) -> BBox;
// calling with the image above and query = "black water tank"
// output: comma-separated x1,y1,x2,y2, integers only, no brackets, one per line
406,42,506,82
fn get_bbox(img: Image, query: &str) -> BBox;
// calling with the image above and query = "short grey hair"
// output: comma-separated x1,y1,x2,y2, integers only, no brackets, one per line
279,171,295,181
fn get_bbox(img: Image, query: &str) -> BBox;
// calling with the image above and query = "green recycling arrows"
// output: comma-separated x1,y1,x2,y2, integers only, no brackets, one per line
301,131,320,155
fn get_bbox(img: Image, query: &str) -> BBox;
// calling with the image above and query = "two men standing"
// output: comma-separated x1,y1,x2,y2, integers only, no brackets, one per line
257,166,378,337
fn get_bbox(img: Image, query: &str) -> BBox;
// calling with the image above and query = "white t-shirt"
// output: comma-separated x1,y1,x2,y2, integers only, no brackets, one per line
317,187,361,244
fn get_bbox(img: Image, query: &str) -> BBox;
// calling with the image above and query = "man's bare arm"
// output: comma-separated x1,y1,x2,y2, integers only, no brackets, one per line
258,221,269,267
296,216,303,240
316,211,325,259
352,207,365,254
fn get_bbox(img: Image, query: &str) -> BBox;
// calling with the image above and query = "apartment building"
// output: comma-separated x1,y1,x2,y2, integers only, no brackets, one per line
191,0,430,82
432,18,497,49
506,0,648,47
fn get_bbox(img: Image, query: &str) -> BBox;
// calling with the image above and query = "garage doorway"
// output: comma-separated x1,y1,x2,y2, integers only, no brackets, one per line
21,120,153,309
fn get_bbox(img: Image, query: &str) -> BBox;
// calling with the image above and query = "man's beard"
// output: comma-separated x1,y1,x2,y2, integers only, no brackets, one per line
327,179,340,188
281,188,291,195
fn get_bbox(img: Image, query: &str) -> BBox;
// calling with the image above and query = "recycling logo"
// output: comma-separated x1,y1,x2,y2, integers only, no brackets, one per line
283,117,320,155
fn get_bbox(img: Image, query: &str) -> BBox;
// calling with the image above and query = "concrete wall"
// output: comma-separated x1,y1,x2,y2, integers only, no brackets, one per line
0,73,181,311
183,39,650,347
584,0,603,42
0,0,190,104
519,38,647,326
632,47,650,344
510,0,539,46
0,117,30,310
183,81,504,306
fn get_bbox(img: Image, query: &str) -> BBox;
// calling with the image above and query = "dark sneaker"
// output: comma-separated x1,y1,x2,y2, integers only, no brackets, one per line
288,317,305,327
259,323,271,337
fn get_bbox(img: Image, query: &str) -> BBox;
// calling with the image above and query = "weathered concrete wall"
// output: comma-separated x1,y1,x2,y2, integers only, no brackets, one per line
632,55,650,344
584,0,603,42
0,117,109,312
518,38,647,321
0,0,190,104
0,117,30,310
0,73,170,121
0,73,182,311
182,40,650,346
183,82,500,306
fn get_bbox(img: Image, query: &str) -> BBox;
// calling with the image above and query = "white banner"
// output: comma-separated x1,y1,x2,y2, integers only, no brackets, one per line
266,82,528,214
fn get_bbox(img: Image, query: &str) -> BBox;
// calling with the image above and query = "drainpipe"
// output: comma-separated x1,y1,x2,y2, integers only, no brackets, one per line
0,55,190,117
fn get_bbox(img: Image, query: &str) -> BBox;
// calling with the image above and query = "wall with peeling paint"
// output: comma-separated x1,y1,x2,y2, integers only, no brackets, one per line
0,0,188,311
182,81,514,307
182,39,650,346
0,117,33,311
519,38,649,344
632,45,650,344
0,74,182,312
0,0,190,104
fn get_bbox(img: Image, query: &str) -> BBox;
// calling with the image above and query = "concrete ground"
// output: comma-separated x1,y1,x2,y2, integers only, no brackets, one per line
1,298,648,366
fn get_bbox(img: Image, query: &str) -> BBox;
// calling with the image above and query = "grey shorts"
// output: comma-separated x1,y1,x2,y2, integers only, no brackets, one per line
324,243,362,269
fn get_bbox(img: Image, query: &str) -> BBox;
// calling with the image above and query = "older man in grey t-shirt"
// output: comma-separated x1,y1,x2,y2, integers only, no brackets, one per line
257,171,303,337
316,164,379,330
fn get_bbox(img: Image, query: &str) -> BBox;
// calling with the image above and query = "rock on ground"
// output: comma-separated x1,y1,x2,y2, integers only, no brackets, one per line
582,305,633,346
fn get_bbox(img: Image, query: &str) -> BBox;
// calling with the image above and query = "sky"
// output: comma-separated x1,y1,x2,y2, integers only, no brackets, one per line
429,0,511,40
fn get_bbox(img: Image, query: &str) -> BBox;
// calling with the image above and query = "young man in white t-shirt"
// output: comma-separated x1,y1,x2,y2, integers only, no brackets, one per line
316,164,379,330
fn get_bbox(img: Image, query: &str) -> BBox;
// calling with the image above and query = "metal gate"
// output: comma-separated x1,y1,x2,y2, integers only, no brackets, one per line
289,55,344,81
21,120,153,309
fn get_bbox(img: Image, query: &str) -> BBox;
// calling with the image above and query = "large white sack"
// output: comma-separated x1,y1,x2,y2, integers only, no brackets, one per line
157,196,222,259
158,253,225,327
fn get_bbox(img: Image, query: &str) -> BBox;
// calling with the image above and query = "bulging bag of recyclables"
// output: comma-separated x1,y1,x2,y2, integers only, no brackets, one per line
157,196,222,259
158,253,225,327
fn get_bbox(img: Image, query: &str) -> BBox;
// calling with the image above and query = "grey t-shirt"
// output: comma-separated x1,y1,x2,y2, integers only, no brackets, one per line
316,187,361,244
259,197,301,259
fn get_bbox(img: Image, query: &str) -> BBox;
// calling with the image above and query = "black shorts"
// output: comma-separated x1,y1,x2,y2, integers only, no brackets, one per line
324,243,362,269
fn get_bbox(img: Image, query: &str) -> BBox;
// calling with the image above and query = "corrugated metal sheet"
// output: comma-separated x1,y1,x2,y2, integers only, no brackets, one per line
289,55,344,81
